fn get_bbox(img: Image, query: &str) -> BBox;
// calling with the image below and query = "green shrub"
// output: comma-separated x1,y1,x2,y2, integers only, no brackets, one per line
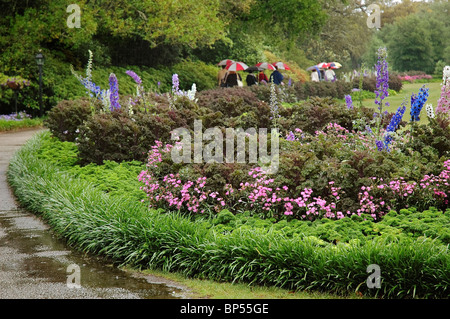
44,98,93,142
248,81,353,101
403,117,450,158
352,75,403,93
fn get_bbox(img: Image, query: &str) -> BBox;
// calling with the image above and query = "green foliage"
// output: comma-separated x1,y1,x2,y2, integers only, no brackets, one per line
351,75,403,93
367,1,450,73
34,132,146,201
402,117,450,158
44,98,93,142
8,132,450,298
247,0,327,40
0,118,43,132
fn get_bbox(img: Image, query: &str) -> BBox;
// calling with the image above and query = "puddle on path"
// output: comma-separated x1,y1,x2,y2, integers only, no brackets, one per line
0,209,188,299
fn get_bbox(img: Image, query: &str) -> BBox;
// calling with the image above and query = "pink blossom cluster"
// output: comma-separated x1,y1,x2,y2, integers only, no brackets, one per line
236,168,345,219
436,82,450,118
138,142,226,213
287,123,386,152
358,160,450,219
399,74,432,83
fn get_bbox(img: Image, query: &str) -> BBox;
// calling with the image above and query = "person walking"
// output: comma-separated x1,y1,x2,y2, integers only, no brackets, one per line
224,71,242,88
218,65,228,87
246,70,258,86
311,69,319,82
325,67,336,82
258,70,269,84
269,66,284,84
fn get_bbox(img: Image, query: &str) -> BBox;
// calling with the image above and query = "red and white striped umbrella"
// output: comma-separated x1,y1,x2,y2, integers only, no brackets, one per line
217,59,234,66
272,62,291,70
256,62,275,70
317,62,330,69
226,61,249,72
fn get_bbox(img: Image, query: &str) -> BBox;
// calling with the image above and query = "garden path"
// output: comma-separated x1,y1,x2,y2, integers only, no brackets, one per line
0,128,189,299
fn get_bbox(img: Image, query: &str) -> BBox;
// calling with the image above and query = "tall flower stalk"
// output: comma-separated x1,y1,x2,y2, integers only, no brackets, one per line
357,64,366,109
410,85,429,122
109,73,121,111
71,50,111,113
345,95,354,110
409,85,429,142
374,47,390,135
126,69,148,112
269,81,279,128
383,99,407,151
436,66,450,119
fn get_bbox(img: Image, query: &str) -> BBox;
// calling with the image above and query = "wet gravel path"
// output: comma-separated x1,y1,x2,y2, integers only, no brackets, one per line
0,128,188,299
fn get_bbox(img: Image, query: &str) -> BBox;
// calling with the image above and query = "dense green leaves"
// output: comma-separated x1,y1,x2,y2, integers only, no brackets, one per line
8,131,450,298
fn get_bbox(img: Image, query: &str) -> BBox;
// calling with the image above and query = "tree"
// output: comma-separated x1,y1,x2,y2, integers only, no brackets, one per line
386,15,434,73
94,0,228,49
300,0,376,69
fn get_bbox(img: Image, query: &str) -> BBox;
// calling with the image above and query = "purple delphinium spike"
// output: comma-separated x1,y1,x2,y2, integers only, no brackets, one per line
126,70,142,85
109,73,121,110
374,47,389,109
375,139,384,151
345,95,354,109
172,74,180,95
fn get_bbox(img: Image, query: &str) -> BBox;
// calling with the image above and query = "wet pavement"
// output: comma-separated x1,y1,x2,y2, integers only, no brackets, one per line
0,129,189,299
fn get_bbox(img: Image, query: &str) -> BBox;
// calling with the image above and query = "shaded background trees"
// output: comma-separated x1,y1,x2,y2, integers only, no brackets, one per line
0,0,449,115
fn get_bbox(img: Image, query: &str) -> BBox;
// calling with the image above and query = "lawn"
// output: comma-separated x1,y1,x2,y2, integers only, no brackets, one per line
361,81,442,125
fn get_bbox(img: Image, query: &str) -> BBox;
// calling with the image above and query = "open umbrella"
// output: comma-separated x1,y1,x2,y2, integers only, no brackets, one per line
217,59,234,66
307,66,322,81
226,62,249,72
272,62,290,70
245,66,260,72
256,62,275,70
317,62,330,69
329,62,342,69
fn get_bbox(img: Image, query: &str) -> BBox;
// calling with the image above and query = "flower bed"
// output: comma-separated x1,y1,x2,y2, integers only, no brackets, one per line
7,131,450,298
19,51,450,298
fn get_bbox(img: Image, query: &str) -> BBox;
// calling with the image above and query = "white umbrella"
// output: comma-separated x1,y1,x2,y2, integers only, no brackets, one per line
272,62,290,70
256,62,275,70
226,62,249,72
217,59,234,66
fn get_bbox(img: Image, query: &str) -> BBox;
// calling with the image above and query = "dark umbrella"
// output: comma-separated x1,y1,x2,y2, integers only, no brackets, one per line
245,66,260,72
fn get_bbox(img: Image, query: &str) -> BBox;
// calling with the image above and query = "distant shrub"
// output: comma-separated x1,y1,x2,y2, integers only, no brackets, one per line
352,75,403,93
249,81,353,101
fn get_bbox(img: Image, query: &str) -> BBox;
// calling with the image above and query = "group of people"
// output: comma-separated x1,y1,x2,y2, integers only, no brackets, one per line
310,66,336,82
217,65,284,88
218,63,337,88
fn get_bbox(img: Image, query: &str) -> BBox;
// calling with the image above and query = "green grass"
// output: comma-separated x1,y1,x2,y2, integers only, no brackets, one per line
0,117,44,132
7,131,450,299
361,82,442,125
131,267,365,299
